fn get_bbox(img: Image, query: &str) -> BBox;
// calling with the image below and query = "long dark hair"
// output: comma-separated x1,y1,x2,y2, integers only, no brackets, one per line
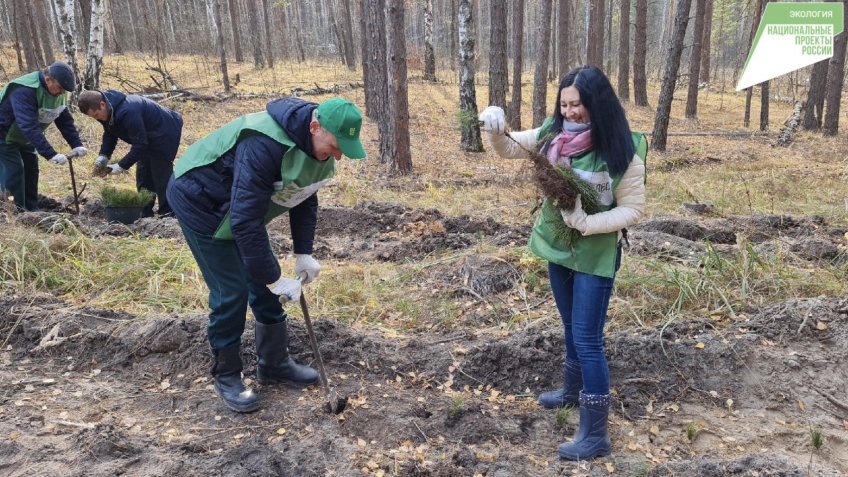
550,66,634,177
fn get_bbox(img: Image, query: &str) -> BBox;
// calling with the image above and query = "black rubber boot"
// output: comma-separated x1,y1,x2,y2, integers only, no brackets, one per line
558,392,612,460
255,321,320,387
211,346,260,413
538,359,582,409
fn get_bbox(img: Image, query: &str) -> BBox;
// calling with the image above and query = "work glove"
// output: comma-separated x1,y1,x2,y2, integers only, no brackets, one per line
478,106,506,135
268,276,302,304
560,195,588,234
294,254,321,285
72,146,88,157
49,153,68,165
106,164,126,175
94,155,109,167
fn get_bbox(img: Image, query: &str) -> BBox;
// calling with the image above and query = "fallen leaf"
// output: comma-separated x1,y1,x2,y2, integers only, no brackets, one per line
358,438,367,447
816,321,828,331
695,342,705,349
798,400,805,411
276,428,286,435
605,463,615,473
650,425,660,435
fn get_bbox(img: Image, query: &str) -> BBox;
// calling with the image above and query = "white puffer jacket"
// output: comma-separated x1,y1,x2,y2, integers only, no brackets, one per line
486,129,646,236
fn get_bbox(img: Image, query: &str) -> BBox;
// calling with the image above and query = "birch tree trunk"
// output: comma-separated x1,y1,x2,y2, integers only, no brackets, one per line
532,0,553,127
83,0,105,90
633,0,648,106
51,0,81,94
458,0,483,152
650,0,692,151
507,0,524,130
423,0,436,81
487,0,508,109
385,0,412,174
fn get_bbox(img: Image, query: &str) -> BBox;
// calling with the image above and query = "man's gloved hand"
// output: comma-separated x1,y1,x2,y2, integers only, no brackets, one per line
49,153,68,165
478,106,506,135
94,155,109,167
72,146,88,157
294,254,321,285
560,195,589,234
107,164,126,175
268,276,302,304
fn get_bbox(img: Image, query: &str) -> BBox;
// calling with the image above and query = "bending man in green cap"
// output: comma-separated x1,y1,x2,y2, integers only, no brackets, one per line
0,61,87,211
166,97,365,413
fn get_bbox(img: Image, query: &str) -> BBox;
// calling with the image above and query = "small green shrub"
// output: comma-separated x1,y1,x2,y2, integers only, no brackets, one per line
101,186,155,207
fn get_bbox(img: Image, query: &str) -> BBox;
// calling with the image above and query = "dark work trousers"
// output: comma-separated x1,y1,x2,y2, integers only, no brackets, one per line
177,220,288,350
0,140,40,211
136,153,174,217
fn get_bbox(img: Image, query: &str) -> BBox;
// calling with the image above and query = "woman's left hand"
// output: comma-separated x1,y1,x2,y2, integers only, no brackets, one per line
560,195,588,233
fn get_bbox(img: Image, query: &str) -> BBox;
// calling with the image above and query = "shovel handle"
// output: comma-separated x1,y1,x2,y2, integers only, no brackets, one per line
299,292,331,392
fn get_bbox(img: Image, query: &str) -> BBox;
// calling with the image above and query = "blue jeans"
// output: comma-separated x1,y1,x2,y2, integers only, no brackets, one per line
0,141,40,211
548,249,620,395
178,220,287,350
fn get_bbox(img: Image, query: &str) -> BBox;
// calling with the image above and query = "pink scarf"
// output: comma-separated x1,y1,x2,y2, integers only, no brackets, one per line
546,123,593,167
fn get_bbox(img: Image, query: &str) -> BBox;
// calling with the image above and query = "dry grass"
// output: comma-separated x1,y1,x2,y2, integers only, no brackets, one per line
2,52,847,325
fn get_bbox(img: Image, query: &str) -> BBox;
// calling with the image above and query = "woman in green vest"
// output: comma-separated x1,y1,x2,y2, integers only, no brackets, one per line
479,65,646,460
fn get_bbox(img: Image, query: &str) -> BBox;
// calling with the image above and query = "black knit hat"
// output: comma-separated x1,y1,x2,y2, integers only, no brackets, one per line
47,61,76,92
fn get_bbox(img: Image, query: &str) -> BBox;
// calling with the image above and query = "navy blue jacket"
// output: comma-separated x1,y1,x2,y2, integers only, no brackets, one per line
0,72,82,158
98,90,183,170
167,98,320,285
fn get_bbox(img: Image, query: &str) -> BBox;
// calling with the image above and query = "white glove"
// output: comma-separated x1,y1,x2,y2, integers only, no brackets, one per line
95,155,109,167
560,195,589,233
72,146,88,157
49,154,68,165
268,276,302,304
294,254,321,285
107,164,126,175
478,106,506,135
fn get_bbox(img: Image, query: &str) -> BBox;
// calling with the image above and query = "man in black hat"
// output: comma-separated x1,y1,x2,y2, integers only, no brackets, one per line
0,61,87,211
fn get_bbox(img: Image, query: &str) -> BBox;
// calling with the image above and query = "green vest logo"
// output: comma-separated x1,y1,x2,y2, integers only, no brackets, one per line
348,127,356,137
737,2,844,91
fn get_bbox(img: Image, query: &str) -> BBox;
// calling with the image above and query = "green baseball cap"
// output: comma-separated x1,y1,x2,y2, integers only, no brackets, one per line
315,98,366,159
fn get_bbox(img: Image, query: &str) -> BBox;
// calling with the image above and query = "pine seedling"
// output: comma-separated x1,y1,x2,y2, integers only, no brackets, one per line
555,406,574,428
686,422,700,441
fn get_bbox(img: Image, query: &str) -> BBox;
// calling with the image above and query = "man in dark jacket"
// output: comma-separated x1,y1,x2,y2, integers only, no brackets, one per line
78,89,183,217
166,97,365,413
0,61,87,211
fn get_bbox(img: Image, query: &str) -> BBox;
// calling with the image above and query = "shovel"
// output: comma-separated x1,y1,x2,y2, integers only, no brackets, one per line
282,277,347,414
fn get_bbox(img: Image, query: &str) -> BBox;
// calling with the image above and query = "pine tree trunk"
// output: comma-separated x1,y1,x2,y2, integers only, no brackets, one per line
532,0,553,127
587,0,605,67
743,0,765,127
340,0,356,70
423,0,437,81
262,0,274,68
227,0,244,62
803,60,829,131
362,0,389,123
17,0,41,70
458,0,483,152
556,0,570,79
650,0,692,151
507,0,524,130
699,0,713,83
823,3,847,136
633,0,648,106
385,0,412,174
247,0,264,68
488,0,508,108
34,0,54,65
684,0,706,118
759,81,769,131
84,0,105,90
618,0,631,101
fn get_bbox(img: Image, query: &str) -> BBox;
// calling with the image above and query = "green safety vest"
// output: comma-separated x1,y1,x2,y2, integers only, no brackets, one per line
528,119,647,278
174,111,336,240
0,71,68,146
